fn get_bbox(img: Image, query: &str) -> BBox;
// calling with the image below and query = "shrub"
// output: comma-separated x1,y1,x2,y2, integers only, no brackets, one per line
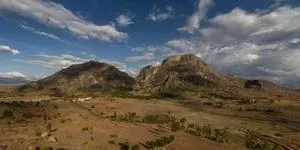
46,122,52,131
108,140,116,145
212,127,229,143
152,88,181,98
201,124,212,138
185,123,230,143
119,142,129,150
142,114,175,124
131,145,140,150
82,127,89,132
60,119,66,124
2,110,14,118
110,134,118,138
245,136,263,150
180,117,186,124
202,102,213,106
145,135,175,149
171,121,183,132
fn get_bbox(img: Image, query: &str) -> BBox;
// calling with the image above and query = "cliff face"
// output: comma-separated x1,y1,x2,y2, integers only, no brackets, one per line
137,54,223,92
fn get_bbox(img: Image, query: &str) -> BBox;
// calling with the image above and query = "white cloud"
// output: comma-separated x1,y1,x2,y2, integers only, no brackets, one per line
20,24,64,42
147,6,174,21
80,51,97,59
0,72,26,78
33,54,88,69
132,46,161,52
165,39,198,52
178,0,214,33
116,14,134,27
0,45,19,55
200,6,300,44
0,0,127,42
126,52,155,62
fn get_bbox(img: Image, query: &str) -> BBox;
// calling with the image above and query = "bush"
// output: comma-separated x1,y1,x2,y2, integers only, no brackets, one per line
142,114,175,124
145,135,175,149
119,142,129,150
185,123,230,143
245,137,263,150
180,117,186,123
82,127,89,132
110,134,118,138
46,122,52,131
108,140,116,145
152,88,181,98
2,110,14,118
171,121,183,132
202,102,213,106
131,145,140,150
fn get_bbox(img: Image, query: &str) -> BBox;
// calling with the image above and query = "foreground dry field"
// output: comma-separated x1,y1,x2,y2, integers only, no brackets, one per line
0,95,300,150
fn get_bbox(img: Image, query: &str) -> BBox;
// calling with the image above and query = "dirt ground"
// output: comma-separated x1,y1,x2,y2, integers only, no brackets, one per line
0,95,300,150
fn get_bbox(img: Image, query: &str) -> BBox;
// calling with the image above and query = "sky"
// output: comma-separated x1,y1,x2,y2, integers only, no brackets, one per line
0,0,300,88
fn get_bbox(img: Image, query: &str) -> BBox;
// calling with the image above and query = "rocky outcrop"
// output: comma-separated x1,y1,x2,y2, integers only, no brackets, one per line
137,54,223,92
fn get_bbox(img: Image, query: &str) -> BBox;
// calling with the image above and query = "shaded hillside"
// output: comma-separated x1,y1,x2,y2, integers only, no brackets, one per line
18,61,135,96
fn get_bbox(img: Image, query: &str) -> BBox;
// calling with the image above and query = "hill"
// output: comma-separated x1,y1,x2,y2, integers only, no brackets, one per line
17,61,135,96
136,54,224,91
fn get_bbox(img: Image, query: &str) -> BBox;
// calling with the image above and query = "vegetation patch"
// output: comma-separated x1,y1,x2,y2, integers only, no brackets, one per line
108,112,176,124
142,114,176,124
244,135,280,150
185,123,230,143
145,135,175,149
2,110,14,118
151,88,182,99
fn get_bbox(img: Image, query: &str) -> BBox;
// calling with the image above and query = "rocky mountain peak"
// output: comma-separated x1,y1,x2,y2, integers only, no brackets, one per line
137,54,222,91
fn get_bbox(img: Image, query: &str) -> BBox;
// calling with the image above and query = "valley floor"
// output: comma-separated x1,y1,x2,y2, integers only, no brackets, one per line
0,96,300,150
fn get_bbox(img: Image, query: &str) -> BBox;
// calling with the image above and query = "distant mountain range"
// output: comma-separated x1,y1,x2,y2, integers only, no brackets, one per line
15,54,295,98
0,77,30,84
0,72,32,84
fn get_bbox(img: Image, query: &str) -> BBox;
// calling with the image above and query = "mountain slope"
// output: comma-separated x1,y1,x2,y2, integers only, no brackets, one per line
137,54,224,92
18,61,135,96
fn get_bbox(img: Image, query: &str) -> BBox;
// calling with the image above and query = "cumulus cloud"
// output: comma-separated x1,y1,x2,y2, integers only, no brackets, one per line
0,72,26,78
132,46,161,52
147,6,174,21
0,45,19,55
0,0,127,42
80,51,97,59
200,6,300,44
20,24,64,43
116,14,134,27
165,39,199,52
178,0,214,33
126,52,156,62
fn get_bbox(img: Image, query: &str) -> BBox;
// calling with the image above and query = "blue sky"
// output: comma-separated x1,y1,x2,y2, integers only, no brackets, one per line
0,0,300,88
